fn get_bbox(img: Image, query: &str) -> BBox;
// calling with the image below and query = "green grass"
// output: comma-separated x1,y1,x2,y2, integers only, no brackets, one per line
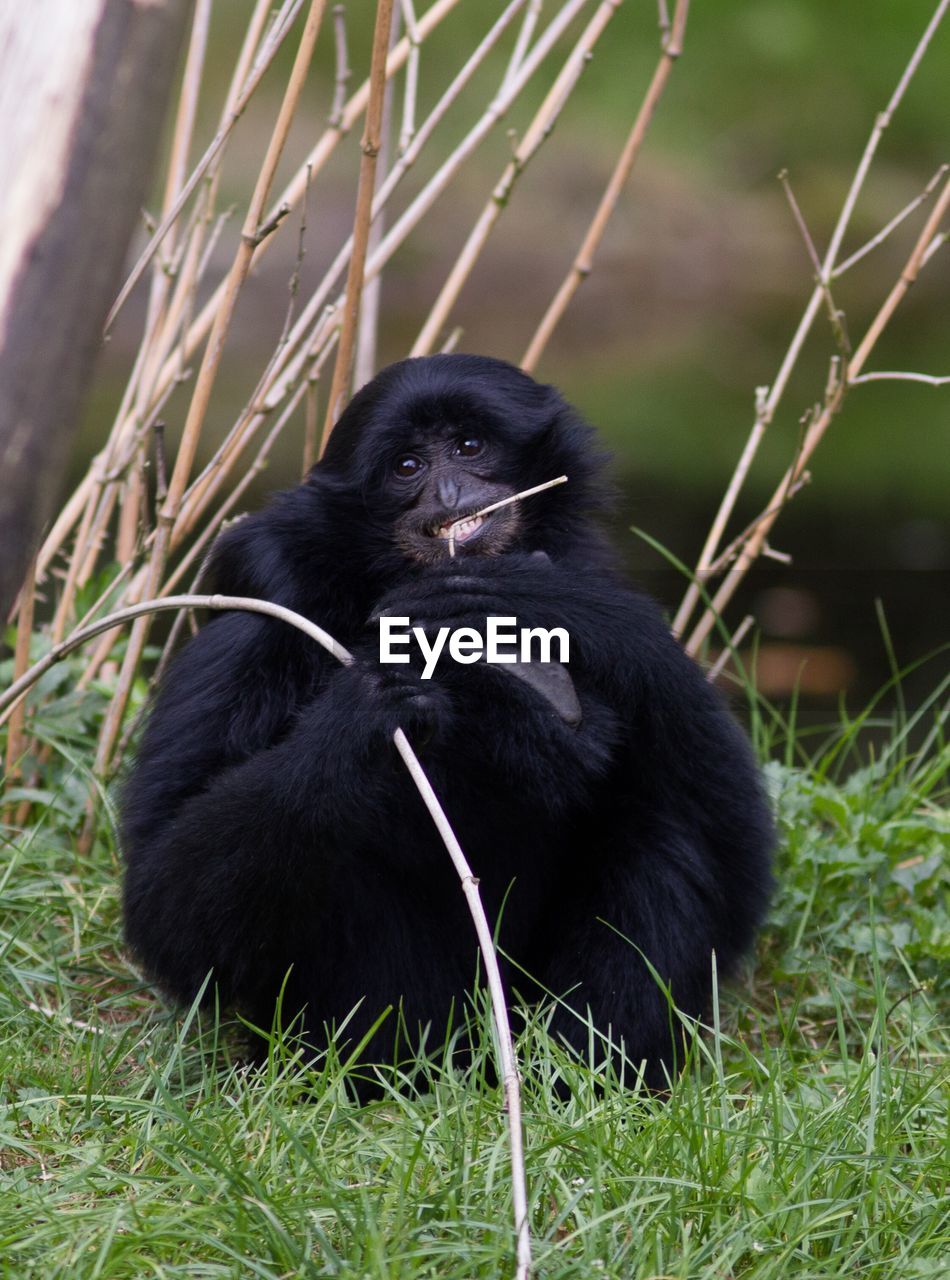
1,670,947,1278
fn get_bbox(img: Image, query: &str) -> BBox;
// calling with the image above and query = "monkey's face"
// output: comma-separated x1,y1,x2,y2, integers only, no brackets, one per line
387,431,521,565
316,354,601,570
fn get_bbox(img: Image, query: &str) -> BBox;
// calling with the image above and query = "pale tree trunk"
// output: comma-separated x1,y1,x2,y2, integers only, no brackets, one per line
0,0,192,619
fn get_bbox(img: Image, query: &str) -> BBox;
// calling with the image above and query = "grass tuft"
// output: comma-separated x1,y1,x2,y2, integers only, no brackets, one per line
1,670,947,1278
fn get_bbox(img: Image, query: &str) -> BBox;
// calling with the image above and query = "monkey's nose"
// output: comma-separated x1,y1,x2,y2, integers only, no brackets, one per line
437,476,460,508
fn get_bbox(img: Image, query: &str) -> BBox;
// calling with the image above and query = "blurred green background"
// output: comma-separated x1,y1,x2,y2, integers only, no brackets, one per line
83,0,949,719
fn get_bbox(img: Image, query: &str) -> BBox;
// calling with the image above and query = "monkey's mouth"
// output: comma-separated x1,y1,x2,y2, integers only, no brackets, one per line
432,512,485,544
398,500,518,564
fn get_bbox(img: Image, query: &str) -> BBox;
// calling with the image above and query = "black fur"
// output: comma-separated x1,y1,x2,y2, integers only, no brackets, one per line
121,354,773,1090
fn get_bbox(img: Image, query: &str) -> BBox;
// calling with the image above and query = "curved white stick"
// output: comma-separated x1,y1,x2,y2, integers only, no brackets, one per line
0,591,531,1279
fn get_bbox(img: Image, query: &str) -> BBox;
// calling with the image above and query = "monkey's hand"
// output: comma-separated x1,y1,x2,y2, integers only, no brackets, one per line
326,656,452,750
370,552,602,639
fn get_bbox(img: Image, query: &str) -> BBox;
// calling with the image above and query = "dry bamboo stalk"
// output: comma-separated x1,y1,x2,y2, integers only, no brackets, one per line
71,357,184,596
76,485,120,587
358,0,592,300
148,307,324,558
143,0,326,516
33,474,94,588
49,483,100,641
175,237,313,529
329,4,350,126
832,163,948,278
178,0,581,541
153,368,323,675
163,374,316,597
411,0,621,357
34,0,462,586
137,0,505,525
77,567,149,691
502,0,542,89
172,327,341,557
94,0,329,778
136,0,275,389
125,0,458,521
44,0,263,618
303,379,320,474
114,464,142,568
354,4,401,392
151,0,212,310
393,730,532,1280
104,0,306,334
7,563,39,827
850,371,950,387
76,330,339,689
73,561,139,693
322,0,396,443
672,0,950,640
521,0,690,373
116,0,213,452
685,177,950,655
170,0,537,538
847,177,950,373
0,591,533,1279
704,614,754,685
2,555,36,818
397,0,420,154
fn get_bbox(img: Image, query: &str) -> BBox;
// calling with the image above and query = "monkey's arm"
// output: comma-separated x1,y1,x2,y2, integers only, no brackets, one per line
536,631,775,1088
121,612,444,1006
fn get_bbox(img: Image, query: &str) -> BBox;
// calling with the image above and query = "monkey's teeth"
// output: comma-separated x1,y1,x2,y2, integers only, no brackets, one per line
437,513,484,542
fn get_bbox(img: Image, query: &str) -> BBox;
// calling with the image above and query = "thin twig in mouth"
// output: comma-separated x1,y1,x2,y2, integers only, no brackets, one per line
447,474,568,557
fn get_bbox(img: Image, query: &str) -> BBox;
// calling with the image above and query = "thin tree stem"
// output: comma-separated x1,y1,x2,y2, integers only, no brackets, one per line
673,0,950,640
322,0,396,444
0,592,532,1279
94,0,328,778
521,0,690,372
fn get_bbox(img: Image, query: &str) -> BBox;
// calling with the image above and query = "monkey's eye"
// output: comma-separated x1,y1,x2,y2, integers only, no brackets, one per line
455,437,484,458
393,454,424,478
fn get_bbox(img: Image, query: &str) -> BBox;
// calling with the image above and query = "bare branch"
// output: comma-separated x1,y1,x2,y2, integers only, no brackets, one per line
0,589,532,1280
2,555,36,818
398,0,420,153
778,169,821,272
394,728,531,1280
95,0,329,776
685,174,950,654
849,370,950,387
673,0,949,639
705,614,754,684
322,0,396,442
104,0,308,334
169,1,530,541
355,3,403,391
833,163,949,277
413,0,623,358
656,0,671,41
501,0,542,90
520,0,691,372
847,176,950,373
329,5,351,127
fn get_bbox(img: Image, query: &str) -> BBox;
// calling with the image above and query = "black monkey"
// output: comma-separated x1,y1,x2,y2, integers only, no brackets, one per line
122,354,773,1090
